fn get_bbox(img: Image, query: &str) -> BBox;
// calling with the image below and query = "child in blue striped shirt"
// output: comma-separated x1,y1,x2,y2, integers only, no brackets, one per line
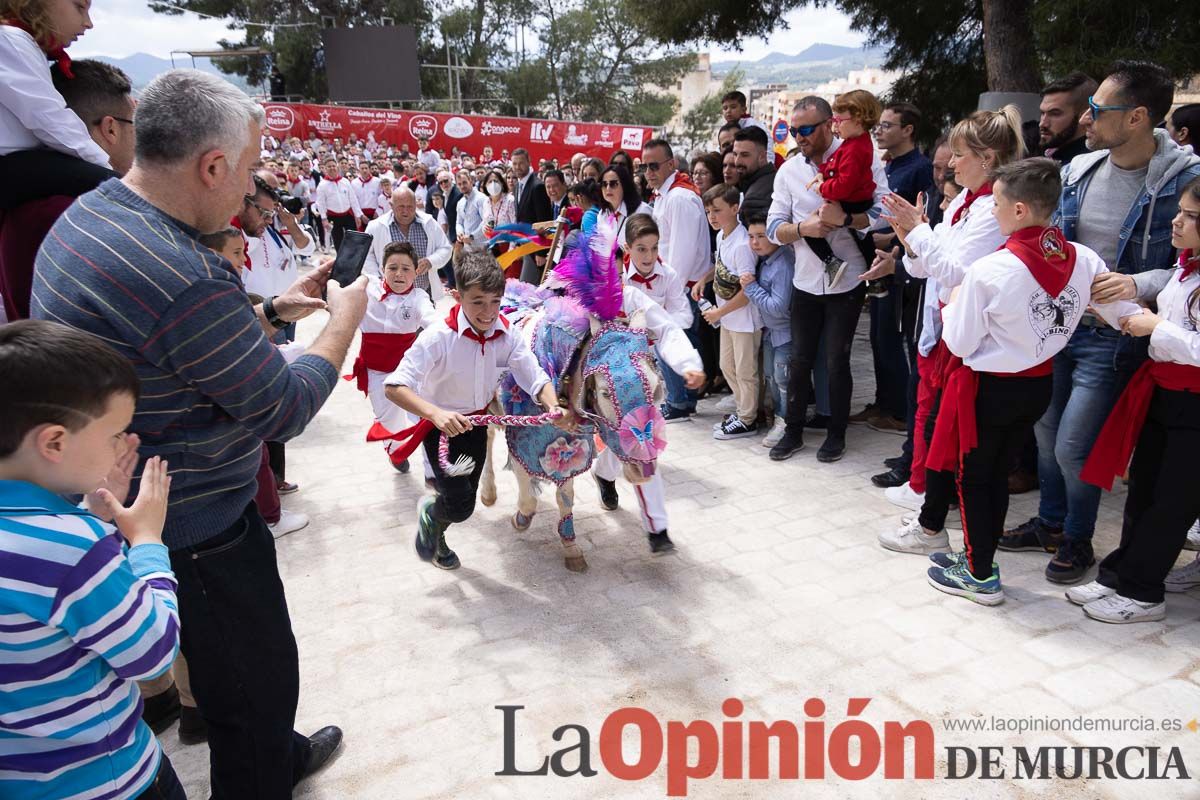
0,320,183,799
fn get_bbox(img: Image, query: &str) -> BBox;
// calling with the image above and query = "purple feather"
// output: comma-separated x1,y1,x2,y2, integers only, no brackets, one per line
551,229,623,321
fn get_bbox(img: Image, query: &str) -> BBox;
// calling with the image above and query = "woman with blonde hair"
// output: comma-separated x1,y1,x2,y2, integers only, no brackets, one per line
873,105,1026,557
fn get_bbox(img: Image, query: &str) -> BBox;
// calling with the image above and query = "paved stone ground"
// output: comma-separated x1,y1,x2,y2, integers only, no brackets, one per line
162,307,1200,799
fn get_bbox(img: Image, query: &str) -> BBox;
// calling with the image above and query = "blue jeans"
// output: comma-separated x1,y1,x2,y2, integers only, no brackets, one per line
1034,326,1124,541
658,347,694,412
762,337,791,419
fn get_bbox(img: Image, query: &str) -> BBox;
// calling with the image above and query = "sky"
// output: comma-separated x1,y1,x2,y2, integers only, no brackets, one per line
73,0,865,62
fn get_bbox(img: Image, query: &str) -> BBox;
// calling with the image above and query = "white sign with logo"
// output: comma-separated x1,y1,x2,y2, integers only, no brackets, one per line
621,127,645,151
444,116,474,139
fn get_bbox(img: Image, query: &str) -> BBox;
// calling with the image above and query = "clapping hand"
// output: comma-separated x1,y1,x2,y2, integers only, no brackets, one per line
91,456,172,547
859,246,900,283
881,192,927,239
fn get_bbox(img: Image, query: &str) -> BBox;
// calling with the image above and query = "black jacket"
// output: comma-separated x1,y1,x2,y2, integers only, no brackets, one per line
737,162,776,226
515,173,553,224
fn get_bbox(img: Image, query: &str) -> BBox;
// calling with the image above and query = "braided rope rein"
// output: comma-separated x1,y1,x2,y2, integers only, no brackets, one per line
439,412,560,477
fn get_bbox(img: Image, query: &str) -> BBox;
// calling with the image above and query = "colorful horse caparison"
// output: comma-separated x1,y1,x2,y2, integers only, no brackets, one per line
478,280,667,573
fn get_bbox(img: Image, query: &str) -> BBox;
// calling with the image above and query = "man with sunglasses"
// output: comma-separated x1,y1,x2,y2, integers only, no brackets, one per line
765,95,889,463
1002,60,1200,584
1,59,134,321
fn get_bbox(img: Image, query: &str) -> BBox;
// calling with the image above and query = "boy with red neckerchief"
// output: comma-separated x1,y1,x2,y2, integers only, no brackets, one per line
922,158,1142,606
382,251,567,570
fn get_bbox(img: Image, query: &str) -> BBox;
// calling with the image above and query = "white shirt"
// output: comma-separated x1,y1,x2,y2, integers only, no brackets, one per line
0,26,111,166
942,243,1141,370
456,190,490,246
314,176,363,218
285,177,312,203
622,285,702,376
360,276,439,336
652,171,712,285
599,201,654,252
243,223,317,298
386,306,552,413
354,176,381,211
766,139,888,295
417,148,441,174
714,225,760,333
362,209,451,303
905,190,1004,356
624,259,692,330
1148,263,1200,367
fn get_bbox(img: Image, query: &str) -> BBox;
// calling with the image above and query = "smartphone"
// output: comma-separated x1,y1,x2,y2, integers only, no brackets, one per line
329,231,373,289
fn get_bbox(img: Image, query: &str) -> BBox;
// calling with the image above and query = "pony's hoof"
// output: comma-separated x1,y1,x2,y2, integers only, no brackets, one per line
564,554,589,573
512,511,533,531
480,488,497,507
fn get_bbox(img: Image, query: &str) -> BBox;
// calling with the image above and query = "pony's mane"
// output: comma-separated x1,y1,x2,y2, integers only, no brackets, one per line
501,278,553,318
551,230,623,321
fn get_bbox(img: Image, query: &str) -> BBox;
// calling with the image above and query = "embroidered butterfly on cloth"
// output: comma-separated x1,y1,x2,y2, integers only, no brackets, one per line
617,406,667,462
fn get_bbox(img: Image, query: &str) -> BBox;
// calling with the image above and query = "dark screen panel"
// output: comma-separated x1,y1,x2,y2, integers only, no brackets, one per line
322,26,421,103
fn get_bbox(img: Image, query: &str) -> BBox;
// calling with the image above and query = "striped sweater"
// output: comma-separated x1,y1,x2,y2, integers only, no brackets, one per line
31,178,338,548
0,480,179,799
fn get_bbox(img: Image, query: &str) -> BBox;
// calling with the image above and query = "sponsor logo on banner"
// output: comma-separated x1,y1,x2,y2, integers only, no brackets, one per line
531,122,554,142
264,105,295,133
409,114,439,140
621,127,645,150
563,124,588,146
597,127,614,147
444,116,474,139
480,121,522,136
311,108,342,135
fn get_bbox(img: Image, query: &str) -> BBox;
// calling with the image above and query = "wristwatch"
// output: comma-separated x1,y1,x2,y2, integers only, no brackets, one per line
262,295,290,330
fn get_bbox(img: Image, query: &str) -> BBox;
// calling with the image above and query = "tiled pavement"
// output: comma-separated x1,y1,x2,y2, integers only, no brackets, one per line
163,309,1200,799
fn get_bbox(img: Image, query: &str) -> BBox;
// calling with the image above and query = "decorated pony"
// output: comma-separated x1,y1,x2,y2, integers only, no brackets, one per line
479,235,668,572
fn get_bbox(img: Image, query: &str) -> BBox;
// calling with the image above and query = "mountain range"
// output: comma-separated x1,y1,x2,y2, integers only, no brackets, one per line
712,43,888,86
91,52,256,93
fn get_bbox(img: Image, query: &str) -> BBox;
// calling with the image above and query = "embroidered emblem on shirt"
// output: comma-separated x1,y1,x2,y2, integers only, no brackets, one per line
1027,285,1080,356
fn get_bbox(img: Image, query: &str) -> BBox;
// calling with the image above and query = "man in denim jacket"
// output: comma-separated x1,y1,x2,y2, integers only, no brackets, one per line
1002,60,1200,583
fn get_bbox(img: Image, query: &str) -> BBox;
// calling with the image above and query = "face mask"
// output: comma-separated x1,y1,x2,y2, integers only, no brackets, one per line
487,182,503,197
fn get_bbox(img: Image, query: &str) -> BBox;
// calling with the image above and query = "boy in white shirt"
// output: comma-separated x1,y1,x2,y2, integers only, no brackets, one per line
692,183,761,440
384,252,568,569
910,158,1141,606
349,242,439,473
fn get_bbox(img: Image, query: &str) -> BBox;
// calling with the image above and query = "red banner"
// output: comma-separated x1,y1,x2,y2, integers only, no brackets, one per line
260,102,656,166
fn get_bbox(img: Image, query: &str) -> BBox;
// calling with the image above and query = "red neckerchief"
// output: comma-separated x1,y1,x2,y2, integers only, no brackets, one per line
444,303,508,353
950,182,992,227
1179,249,1200,282
3,19,72,77
380,281,415,300
1003,226,1075,298
664,171,701,197
629,271,659,291
228,215,252,270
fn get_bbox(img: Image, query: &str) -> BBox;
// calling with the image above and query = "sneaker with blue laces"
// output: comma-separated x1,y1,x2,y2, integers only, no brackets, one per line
927,561,1005,606
929,551,999,571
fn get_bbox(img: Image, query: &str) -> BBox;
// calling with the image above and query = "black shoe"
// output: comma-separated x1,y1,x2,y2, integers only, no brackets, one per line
804,413,830,430
433,532,461,570
1045,538,1095,584
596,475,619,510
648,529,675,553
998,516,1063,553
300,725,343,782
415,496,437,561
884,455,905,469
769,431,804,461
392,457,410,473
178,705,208,745
816,434,846,463
661,404,693,423
871,466,910,488
141,684,180,734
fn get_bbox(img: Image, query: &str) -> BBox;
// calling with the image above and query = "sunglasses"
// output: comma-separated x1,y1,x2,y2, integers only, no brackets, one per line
243,196,275,218
1087,95,1135,118
643,161,665,172
601,179,621,189
789,119,829,139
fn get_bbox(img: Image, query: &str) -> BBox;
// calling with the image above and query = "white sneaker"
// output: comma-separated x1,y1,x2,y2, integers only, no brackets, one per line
714,396,737,414
712,413,732,431
762,419,787,448
1166,554,1200,593
1065,580,1116,606
884,481,924,511
269,509,310,539
1082,593,1166,624
1185,520,1200,551
901,510,961,531
878,515,950,555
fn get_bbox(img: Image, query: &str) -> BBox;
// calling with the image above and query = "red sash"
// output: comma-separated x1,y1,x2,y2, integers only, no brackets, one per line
926,359,1053,472
366,405,489,463
342,332,418,393
950,183,992,227
1081,361,1200,490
